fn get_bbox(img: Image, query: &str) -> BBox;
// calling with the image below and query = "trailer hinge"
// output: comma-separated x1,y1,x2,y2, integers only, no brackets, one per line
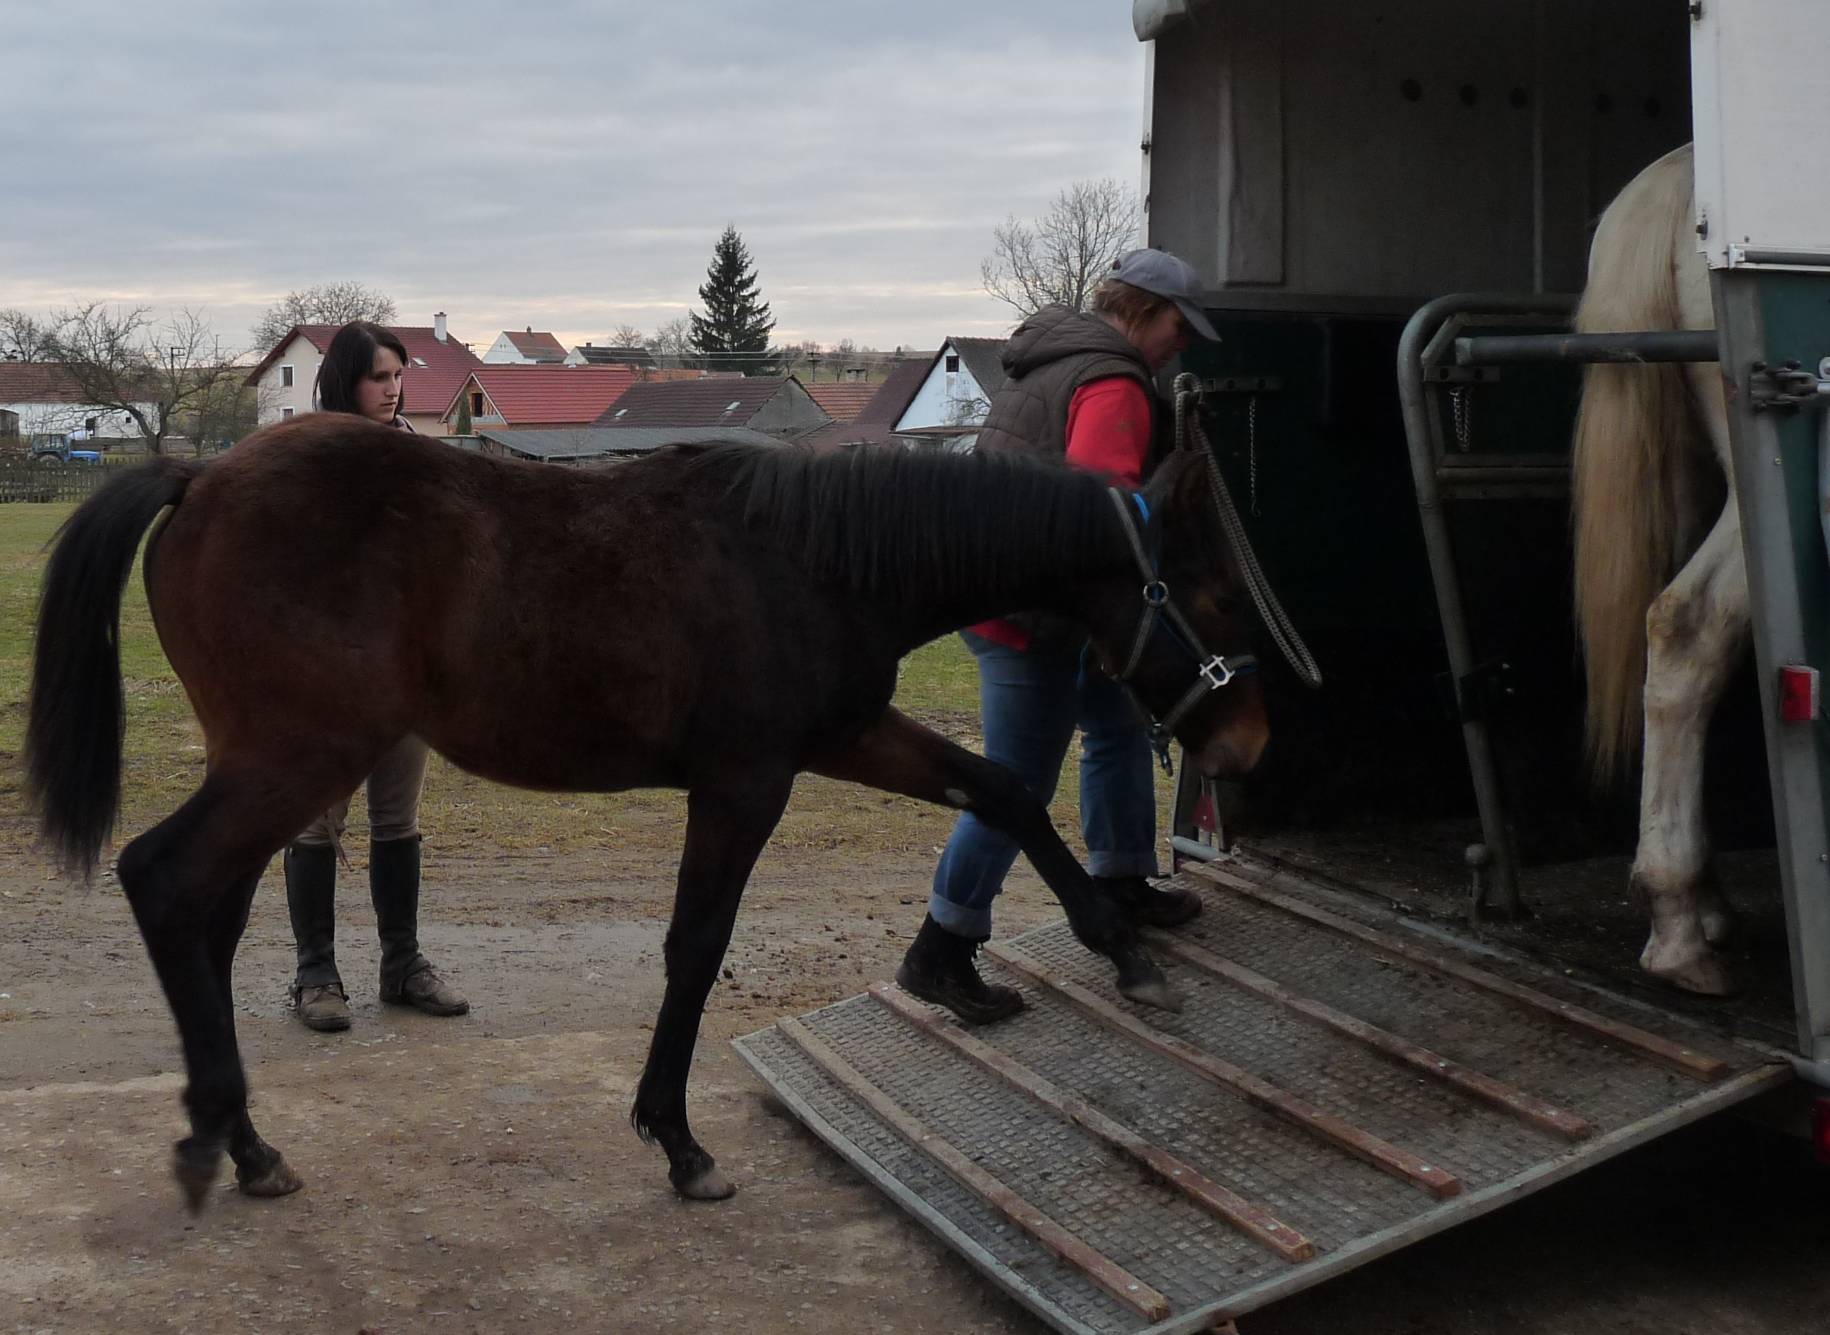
1748,358,1830,413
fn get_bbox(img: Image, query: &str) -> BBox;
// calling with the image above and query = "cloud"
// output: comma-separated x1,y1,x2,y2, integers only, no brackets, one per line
7,1,1144,352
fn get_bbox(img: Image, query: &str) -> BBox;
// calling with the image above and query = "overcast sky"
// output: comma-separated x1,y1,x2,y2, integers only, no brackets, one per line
7,0,1144,358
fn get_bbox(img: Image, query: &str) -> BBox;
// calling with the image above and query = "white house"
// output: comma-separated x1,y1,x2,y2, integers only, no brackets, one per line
244,313,481,436
482,328,568,364
0,363,160,442
894,336,1009,431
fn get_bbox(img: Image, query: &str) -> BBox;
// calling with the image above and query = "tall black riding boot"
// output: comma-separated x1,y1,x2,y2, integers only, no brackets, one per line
370,836,469,1016
285,843,349,1032
894,914,1026,1025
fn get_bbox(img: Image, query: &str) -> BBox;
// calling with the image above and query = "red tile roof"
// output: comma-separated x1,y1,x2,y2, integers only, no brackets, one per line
504,329,568,362
244,323,483,418
0,362,89,403
853,358,933,425
455,366,640,426
803,382,878,422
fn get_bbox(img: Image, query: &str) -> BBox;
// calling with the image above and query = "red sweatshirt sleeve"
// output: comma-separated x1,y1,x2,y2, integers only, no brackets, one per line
1064,376,1151,487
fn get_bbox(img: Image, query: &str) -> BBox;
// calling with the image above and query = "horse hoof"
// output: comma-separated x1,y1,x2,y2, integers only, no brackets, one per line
236,1156,304,1198
1642,947,1739,997
172,1148,221,1214
675,1167,736,1201
1654,959,1739,997
1119,975,1185,1013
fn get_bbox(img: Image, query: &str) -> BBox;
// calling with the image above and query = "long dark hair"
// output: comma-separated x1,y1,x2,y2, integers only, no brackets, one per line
314,320,409,418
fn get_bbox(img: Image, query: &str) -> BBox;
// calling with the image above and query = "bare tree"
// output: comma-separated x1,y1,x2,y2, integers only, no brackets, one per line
44,304,246,454
0,308,55,361
980,178,1141,318
647,316,696,368
609,322,648,350
251,281,397,353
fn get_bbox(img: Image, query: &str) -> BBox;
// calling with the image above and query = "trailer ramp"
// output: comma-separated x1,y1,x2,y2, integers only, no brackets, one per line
734,859,1789,1334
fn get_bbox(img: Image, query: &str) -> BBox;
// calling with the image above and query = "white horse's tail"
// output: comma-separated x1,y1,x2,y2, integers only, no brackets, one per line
1571,144,1703,784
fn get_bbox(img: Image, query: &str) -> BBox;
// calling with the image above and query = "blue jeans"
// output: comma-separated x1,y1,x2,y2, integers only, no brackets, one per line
929,631,1158,938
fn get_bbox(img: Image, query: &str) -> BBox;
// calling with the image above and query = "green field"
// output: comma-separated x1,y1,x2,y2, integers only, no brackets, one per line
0,500,1167,863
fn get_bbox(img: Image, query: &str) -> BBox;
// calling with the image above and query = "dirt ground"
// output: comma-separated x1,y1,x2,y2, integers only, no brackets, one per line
3,833,1828,1335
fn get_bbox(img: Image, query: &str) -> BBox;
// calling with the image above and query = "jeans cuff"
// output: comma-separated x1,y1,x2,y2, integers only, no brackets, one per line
1086,852,1160,879
926,895,994,940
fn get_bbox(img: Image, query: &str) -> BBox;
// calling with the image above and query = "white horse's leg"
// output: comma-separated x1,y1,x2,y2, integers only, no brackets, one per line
1632,365,1749,993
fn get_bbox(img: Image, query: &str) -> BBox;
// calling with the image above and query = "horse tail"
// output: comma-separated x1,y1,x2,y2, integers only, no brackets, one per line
26,456,202,877
1570,143,1702,785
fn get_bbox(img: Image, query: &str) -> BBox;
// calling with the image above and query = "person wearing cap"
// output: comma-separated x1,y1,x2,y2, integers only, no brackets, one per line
896,247,1221,1025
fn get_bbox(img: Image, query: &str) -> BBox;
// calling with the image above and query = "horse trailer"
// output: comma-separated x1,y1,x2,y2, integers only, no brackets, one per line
739,3,1830,1331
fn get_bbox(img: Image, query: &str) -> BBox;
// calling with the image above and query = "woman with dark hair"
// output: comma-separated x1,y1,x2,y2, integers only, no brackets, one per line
896,248,1221,1024
284,320,470,1032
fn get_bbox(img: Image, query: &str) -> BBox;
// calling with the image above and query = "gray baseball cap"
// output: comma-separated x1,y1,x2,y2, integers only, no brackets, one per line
1109,247,1219,342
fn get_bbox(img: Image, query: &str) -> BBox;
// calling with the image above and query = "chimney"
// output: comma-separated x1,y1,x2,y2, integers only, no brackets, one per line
434,312,447,343
525,325,532,334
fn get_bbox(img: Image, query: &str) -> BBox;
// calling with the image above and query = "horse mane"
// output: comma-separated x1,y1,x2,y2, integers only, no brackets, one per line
681,441,1121,603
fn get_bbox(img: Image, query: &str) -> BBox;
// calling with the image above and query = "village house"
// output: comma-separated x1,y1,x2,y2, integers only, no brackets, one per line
593,374,829,439
244,313,483,435
0,362,161,444
895,336,1009,431
444,365,639,433
482,327,568,365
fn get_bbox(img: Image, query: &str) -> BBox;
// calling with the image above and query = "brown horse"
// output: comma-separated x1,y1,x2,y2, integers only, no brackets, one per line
25,415,1268,1208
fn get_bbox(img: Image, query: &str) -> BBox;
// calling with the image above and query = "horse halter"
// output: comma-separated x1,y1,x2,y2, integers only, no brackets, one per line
1104,486,1258,773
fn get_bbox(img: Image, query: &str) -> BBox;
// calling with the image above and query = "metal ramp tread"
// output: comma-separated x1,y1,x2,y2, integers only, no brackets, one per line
733,859,1789,1335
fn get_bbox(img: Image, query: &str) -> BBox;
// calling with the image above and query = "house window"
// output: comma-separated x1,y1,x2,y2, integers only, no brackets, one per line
471,391,484,415
280,407,295,419
280,364,294,388
944,353,960,374
85,417,98,433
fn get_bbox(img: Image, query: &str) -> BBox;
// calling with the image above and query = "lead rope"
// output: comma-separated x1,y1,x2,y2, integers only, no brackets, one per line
1173,373,1323,690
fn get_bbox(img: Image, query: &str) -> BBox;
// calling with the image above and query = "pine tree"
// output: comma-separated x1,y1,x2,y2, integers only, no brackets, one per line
689,226,779,375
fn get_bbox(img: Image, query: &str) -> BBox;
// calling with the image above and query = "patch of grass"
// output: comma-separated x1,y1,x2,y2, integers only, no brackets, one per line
0,501,1172,865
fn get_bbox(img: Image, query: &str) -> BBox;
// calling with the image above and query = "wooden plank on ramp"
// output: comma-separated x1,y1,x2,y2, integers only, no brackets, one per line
985,943,1462,1200
1187,862,1731,1082
776,1015,1174,1322
869,982,1316,1263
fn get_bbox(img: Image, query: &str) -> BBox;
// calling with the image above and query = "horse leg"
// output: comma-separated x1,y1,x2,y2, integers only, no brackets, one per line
206,870,303,1198
810,707,1177,1010
1633,499,1749,995
118,770,345,1209
632,769,794,1200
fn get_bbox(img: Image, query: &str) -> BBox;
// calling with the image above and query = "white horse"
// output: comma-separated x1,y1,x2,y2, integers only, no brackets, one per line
1571,142,1746,995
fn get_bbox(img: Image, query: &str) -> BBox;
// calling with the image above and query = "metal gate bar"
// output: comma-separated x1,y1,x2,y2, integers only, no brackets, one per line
986,943,1461,1199
1188,862,1729,1081
1146,933,1593,1141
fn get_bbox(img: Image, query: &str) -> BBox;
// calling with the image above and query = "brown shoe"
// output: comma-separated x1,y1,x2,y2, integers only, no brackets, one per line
293,982,351,1033
383,964,469,1017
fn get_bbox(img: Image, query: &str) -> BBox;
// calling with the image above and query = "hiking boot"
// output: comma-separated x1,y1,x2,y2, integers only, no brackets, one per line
382,963,470,1017
293,982,351,1033
894,915,1026,1025
1097,875,1203,929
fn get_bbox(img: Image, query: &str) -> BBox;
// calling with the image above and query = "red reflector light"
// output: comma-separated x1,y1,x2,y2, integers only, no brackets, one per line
1779,665,1820,723
1814,1098,1830,1167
